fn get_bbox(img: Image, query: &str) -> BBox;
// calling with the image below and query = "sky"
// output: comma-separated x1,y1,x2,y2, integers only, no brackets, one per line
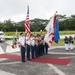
0,0,75,22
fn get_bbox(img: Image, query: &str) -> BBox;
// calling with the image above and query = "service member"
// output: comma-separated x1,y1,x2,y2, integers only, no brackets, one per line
64,36,69,50
18,33,26,62
30,34,35,59
26,35,31,60
69,36,74,50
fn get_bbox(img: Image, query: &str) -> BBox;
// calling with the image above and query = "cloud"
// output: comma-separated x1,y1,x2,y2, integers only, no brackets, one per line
0,0,75,22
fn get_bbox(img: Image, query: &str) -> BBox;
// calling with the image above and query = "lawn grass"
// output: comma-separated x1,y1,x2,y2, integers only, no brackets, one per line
4,31,75,46
53,39,64,46
59,31,75,35
4,31,75,36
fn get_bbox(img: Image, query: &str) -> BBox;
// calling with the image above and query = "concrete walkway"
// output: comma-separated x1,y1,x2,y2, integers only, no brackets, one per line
0,43,75,75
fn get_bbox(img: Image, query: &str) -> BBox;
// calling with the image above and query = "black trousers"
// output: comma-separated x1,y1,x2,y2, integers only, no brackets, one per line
20,46,25,62
35,45,38,58
31,46,35,59
27,44,30,60
45,45,48,54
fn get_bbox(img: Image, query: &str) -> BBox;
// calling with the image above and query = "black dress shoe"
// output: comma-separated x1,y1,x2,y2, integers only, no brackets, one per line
27,59,31,61
32,58,35,59
21,61,26,63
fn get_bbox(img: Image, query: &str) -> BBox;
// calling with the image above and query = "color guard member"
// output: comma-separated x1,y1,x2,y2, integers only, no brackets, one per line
26,35,31,60
18,33,26,62
30,34,35,59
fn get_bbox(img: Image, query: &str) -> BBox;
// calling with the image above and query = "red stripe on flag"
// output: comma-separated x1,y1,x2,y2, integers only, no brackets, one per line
24,6,30,38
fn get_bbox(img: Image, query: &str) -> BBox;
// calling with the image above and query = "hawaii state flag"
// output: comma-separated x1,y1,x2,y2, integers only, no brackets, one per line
24,6,30,38
44,14,60,47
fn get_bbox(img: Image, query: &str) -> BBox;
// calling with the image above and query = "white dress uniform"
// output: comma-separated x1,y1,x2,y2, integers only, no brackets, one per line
65,44,69,50
18,36,25,46
70,43,73,50
64,36,69,50
69,36,74,50
26,37,31,46
30,37,35,46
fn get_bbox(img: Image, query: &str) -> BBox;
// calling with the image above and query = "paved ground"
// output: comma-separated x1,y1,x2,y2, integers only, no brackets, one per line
0,43,75,75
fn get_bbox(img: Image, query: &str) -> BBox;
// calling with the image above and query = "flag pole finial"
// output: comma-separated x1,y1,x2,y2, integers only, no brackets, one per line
56,11,58,13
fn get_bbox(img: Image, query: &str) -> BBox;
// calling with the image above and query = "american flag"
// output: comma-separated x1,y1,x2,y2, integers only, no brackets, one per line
24,6,30,37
